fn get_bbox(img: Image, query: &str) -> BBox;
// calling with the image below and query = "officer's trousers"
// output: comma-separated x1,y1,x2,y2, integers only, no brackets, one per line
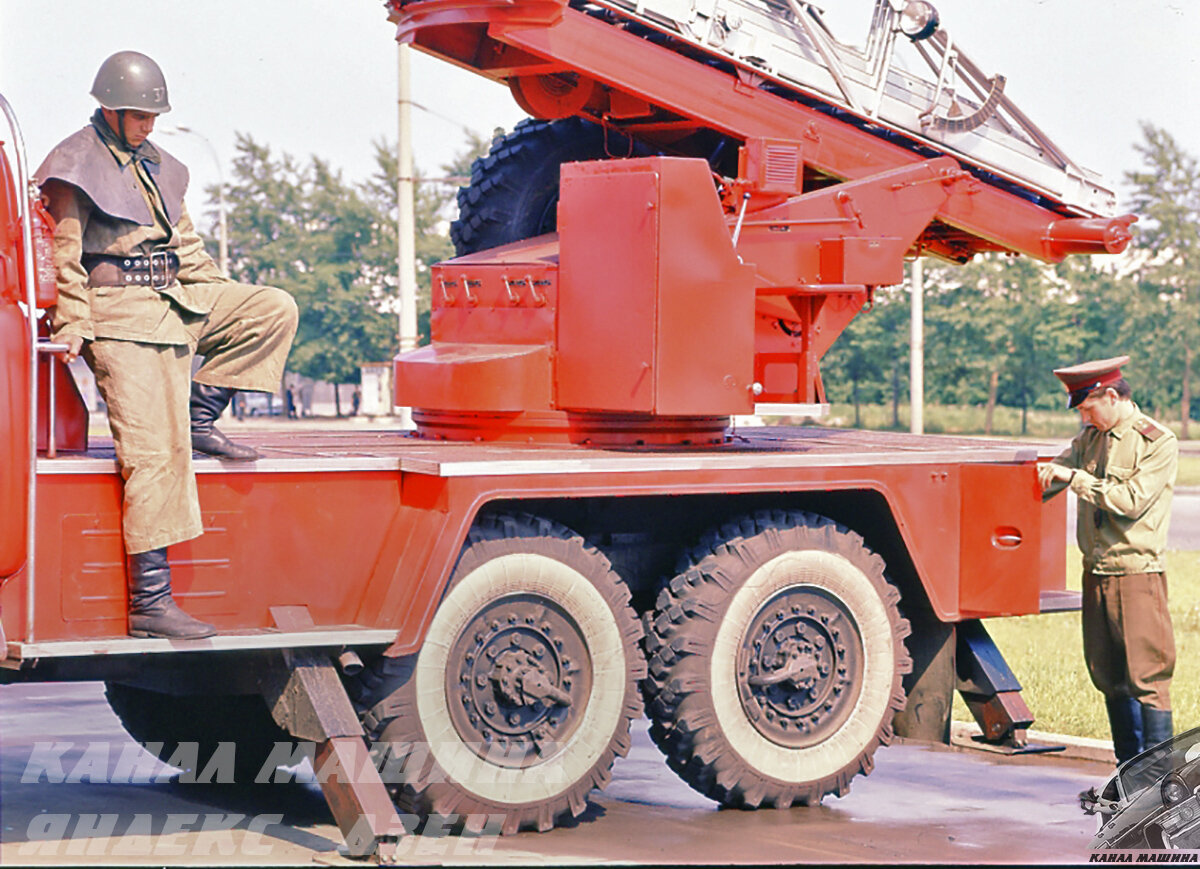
85,281,297,554
1082,570,1176,710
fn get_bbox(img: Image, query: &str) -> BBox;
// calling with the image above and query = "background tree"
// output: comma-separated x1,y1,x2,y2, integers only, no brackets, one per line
359,131,495,344
204,131,498,413
219,135,396,414
822,287,906,426
1124,123,1200,437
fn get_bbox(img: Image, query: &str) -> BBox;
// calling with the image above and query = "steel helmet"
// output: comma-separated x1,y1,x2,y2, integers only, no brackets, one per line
90,51,171,113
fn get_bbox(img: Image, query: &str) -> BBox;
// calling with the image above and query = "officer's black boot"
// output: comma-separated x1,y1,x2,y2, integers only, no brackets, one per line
1141,704,1174,751
127,548,216,639
1106,696,1145,764
190,382,260,461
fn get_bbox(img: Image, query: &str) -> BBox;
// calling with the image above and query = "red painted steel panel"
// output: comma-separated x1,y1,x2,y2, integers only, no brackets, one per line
653,159,757,416
13,470,404,641
1038,490,1069,596
36,354,88,454
958,464,1045,617
558,166,659,412
396,342,553,411
557,158,756,415
4,430,1065,649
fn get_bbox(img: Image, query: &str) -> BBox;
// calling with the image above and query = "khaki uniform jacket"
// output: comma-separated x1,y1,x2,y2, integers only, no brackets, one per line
1045,406,1178,575
38,119,228,346
35,116,298,554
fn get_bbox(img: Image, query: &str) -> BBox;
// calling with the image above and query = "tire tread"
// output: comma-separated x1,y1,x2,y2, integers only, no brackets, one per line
641,509,911,808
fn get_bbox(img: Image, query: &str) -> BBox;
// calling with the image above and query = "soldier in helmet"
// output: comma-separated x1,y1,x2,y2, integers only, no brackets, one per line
1037,356,1178,764
35,51,298,639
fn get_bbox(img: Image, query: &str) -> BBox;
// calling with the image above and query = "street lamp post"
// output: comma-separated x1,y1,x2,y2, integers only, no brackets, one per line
159,125,228,275
396,43,419,429
910,257,924,435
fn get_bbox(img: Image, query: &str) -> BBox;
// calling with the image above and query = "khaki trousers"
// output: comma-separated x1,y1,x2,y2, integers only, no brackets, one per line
1082,571,1176,710
86,281,297,554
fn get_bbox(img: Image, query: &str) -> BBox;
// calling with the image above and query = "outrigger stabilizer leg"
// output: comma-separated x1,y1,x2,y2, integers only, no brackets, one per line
261,606,408,863
956,620,1064,755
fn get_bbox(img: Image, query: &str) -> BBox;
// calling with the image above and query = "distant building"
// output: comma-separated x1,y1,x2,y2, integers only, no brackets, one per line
360,363,394,417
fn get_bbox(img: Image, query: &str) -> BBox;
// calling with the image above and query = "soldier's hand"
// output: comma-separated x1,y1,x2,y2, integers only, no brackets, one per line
1037,462,1072,490
60,335,84,364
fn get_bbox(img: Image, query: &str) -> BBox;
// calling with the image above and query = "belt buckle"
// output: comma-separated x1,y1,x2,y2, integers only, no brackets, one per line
148,250,172,290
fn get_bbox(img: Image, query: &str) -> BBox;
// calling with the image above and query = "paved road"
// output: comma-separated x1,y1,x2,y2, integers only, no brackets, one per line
1,682,1108,865
1066,490,1200,550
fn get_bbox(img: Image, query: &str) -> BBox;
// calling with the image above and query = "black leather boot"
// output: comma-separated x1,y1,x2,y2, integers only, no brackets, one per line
128,548,216,639
1106,696,1145,764
190,382,260,461
1142,705,1174,751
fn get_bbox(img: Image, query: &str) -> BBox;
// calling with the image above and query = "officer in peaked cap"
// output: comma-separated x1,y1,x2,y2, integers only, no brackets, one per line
34,52,299,639
1038,356,1178,766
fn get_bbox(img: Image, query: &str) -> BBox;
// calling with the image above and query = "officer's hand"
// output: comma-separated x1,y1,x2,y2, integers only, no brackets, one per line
1036,462,1072,490
61,335,84,364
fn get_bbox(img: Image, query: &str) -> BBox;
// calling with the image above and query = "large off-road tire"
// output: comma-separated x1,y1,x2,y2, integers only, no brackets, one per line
104,683,292,784
642,510,911,808
450,117,647,256
356,512,644,834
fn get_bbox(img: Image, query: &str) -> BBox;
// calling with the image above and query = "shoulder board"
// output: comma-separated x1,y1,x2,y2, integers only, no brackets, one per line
1137,419,1166,441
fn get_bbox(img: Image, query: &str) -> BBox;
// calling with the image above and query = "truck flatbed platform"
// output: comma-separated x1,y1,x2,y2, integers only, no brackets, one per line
38,425,1053,477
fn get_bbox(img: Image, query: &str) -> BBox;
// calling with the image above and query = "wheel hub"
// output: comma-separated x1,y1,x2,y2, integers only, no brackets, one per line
736,585,865,748
447,594,591,767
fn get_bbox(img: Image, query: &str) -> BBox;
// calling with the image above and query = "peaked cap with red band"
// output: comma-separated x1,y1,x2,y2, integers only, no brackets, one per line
1053,355,1130,409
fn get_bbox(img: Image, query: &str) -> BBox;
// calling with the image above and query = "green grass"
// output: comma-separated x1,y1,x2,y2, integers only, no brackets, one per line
952,548,1200,740
822,402,1089,438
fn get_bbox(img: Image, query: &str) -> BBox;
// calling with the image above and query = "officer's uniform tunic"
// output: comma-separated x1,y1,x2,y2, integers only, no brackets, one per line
1046,406,1178,709
38,113,297,554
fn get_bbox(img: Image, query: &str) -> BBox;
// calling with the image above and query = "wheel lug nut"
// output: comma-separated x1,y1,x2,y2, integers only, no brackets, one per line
509,713,521,725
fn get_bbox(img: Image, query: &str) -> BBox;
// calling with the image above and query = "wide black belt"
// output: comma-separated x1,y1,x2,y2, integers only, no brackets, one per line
83,251,180,291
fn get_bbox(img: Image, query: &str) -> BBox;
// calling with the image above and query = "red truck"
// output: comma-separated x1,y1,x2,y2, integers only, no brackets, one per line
2,0,1133,859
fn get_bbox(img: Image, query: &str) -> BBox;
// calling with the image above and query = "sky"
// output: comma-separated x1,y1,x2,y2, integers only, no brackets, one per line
2,0,1198,229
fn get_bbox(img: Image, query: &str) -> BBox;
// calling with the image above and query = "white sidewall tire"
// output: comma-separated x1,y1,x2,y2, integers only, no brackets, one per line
414,551,628,804
711,550,896,783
